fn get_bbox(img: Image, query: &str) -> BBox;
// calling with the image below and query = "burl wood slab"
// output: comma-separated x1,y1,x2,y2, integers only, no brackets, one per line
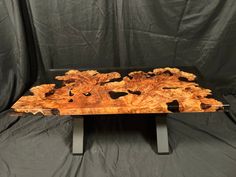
12,68,223,115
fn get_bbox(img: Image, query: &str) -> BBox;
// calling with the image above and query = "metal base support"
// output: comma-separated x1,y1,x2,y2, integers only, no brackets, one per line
72,117,84,154
155,116,169,154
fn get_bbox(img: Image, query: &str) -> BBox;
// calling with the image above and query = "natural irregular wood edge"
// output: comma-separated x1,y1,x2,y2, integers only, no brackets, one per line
12,67,224,115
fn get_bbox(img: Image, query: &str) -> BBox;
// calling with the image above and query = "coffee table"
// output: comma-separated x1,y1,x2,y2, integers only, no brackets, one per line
11,67,229,154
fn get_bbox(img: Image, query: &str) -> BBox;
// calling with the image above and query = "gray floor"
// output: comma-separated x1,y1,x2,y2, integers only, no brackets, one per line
0,95,235,177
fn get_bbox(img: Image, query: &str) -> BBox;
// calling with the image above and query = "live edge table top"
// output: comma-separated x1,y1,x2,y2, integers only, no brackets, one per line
11,67,229,116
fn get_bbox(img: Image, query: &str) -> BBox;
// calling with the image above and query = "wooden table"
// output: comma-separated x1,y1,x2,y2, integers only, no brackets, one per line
11,67,229,154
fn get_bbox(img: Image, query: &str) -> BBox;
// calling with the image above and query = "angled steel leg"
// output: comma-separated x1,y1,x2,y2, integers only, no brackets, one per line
72,117,84,154
155,116,169,154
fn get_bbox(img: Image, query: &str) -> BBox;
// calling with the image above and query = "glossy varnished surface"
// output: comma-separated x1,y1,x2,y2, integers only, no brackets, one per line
12,67,227,115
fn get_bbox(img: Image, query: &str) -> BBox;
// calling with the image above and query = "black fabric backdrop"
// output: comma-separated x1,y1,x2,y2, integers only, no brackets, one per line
0,0,236,177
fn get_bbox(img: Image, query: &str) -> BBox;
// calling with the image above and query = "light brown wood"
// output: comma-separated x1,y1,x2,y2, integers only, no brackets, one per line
12,67,224,115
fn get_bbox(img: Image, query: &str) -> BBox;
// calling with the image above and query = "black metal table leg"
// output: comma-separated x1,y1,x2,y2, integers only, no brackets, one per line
72,117,84,154
155,115,169,154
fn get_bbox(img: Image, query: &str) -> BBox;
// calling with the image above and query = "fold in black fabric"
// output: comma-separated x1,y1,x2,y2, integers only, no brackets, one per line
0,0,29,112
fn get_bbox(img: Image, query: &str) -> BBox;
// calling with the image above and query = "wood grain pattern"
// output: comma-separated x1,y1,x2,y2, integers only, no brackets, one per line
12,68,224,115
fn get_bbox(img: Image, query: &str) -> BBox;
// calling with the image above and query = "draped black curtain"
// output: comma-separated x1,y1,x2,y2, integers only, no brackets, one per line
0,0,29,112
1,0,236,111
